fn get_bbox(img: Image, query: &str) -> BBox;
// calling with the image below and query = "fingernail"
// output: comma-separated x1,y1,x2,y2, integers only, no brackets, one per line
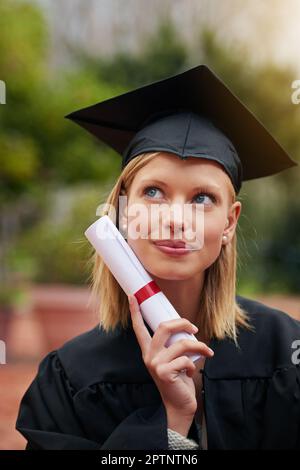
208,348,214,355
192,325,198,332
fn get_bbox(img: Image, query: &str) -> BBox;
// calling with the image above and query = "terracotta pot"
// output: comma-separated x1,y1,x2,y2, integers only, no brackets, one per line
0,305,13,344
32,285,97,352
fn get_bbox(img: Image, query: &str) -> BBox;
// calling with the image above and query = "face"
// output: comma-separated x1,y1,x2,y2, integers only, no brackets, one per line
122,152,241,281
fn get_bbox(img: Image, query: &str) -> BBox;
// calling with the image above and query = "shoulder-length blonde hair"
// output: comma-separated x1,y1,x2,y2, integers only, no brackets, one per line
87,152,253,345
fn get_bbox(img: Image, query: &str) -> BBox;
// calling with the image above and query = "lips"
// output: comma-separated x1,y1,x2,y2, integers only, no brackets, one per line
153,240,187,249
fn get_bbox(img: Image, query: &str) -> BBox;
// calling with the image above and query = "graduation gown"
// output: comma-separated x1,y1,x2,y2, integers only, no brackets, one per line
15,295,300,450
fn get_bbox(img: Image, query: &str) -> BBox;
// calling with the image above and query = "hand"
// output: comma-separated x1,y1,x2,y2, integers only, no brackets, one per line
128,294,214,418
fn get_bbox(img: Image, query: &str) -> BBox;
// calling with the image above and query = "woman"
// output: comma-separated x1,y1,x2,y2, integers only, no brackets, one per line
16,65,300,450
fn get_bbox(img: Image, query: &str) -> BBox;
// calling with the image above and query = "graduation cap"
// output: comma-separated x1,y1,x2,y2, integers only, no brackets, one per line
65,64,297,194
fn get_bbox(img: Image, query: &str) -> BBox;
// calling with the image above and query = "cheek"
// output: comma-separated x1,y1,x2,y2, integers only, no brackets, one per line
198,216,224,264
126,207,152,262
127,197,152,238
204,217,224,245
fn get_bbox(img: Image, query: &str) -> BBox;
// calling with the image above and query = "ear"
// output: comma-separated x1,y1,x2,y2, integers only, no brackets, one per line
222,201,242,244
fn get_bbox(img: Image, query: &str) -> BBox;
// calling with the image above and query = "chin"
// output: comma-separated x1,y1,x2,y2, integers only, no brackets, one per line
144,258,197,281
148,269,191,281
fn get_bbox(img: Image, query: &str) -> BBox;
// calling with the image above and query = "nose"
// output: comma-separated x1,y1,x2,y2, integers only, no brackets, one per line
157,198,204,248
162,201,185,238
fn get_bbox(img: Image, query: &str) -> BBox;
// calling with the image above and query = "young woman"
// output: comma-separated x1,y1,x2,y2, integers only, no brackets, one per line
16,65,300,450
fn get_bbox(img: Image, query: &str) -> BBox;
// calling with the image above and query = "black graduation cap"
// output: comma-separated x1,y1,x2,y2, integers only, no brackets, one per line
65,64,297,194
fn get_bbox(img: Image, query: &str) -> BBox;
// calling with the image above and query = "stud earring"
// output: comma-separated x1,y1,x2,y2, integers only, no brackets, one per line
222,235,228,242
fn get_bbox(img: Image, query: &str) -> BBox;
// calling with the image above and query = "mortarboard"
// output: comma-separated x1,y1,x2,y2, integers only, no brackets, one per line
65,64,297,194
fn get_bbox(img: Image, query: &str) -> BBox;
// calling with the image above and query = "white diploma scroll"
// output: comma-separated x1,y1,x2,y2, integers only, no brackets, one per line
85,215,201,362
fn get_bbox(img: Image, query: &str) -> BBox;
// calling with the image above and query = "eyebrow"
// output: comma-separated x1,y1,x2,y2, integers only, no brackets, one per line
139,178,222,192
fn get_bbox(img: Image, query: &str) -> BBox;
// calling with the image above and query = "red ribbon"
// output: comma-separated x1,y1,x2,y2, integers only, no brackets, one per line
134,280,161,305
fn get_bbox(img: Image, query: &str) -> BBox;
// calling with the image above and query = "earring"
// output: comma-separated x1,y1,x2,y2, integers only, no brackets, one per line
222,235,228,243
119,216,127,230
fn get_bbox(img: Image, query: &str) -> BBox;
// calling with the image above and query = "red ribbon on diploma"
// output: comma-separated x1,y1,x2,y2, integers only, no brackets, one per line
134,280,161,305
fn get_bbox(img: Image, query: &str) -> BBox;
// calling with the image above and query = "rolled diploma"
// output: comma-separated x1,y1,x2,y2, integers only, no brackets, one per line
85,215,201,362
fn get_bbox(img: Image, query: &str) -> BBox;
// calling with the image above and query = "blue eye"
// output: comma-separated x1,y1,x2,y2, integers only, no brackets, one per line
143,186,217,204
193,193,216,205
143,187,163,199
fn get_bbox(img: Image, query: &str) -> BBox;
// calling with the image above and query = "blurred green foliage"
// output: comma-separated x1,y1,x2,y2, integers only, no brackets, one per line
0,0,299,294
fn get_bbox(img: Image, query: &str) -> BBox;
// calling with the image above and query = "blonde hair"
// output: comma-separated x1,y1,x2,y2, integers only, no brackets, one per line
87,152,253,345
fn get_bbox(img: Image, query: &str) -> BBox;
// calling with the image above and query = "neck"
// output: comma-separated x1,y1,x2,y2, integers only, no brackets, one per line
151,272,205,327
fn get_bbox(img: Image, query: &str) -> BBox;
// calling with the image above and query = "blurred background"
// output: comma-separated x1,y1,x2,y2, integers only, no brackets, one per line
0,0,299,449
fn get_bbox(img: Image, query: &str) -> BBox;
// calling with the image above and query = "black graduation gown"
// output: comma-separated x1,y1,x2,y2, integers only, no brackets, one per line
15,295,300,450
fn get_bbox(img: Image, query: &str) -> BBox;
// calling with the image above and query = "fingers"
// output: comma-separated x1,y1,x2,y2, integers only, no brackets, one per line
156,338,214,364
128,295,152,357
128,296,214,370
156,356,196,381
150,318,198,356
